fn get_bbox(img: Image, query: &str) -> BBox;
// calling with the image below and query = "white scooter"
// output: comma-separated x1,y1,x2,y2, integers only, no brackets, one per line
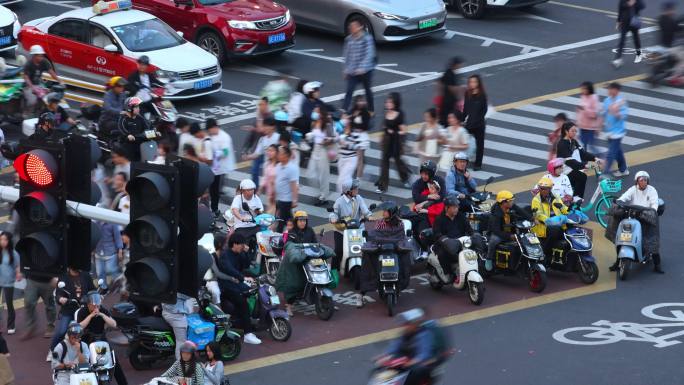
327,208,366,289
88,341,117,385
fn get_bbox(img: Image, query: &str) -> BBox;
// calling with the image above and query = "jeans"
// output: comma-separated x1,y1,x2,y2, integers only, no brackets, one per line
615,26,641,59
95,254,120,284
342,70,374,113
606,138,627,173
0,286,14,330
487,234,506,262
161,310,187,360
209,174,224,213
24,278,56,331
50,313,74,350
579,129,598,155
251,155,264,190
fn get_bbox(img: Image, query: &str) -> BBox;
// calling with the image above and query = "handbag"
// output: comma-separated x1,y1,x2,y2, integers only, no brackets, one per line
629,15,642,29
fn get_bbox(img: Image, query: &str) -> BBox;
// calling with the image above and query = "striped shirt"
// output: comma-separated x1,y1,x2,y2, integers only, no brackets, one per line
338,132,363,158
343,32,376,75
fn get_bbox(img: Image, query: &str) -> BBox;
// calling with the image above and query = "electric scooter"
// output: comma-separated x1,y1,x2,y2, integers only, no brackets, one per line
327,207,366,289
290,243,336,321
253,213,284,285
615,199,666,281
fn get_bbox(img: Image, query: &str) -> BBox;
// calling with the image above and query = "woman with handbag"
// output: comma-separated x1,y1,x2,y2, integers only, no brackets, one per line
307,107,337,206
576,81,601,154
613,0,645,68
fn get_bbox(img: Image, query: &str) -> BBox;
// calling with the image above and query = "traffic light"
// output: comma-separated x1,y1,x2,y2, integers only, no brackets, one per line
125,162,180,303
13,139,67,278
63,135,102,271
173,157,214,297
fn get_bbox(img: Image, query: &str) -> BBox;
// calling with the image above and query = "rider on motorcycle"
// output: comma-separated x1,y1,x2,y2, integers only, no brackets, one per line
43,93,76,131
126,55,163,115
609,171,663,273
377,308,445,385
287,211,318,244
331,178,371,269
30,111,56,141
535,158,574,205
531,177,569,259
230,179,263,247
117,96,151,161
51,322,90,385
445,152,477,204
486,190,520,271
412,161,446,259
23,45,60,113
99,76,128,138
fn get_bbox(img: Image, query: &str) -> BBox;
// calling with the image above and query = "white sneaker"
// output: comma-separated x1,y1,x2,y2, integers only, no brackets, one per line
613,169,630,177
46,350,52,362
7,329,14,335
244,332,262,345
612,58,623,68
634,54,642,64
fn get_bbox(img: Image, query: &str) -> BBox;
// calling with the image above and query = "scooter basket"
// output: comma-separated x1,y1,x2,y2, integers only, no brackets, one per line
600,179,622,194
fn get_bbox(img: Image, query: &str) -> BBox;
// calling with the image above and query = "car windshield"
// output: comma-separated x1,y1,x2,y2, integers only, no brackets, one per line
111,18,184,52
198,0,235,5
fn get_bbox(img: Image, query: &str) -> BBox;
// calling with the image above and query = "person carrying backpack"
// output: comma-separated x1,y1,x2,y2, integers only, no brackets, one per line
376,308,451,385
51,322,90,385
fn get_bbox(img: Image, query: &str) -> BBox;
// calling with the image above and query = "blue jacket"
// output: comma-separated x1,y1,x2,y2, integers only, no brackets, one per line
602,95,628,139
445,167,477,197
387,325,434,367
217,249,251,294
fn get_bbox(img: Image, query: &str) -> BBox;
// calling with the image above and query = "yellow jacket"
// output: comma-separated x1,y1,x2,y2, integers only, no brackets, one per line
531,193,568,238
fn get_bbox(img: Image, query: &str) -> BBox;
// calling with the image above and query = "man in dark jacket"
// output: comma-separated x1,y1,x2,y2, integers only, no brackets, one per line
411,160,446,259
51,267,95,351
117,97,150,161
30,111,56,142
217,233,261,345
126,56,163,105
486,191,519,271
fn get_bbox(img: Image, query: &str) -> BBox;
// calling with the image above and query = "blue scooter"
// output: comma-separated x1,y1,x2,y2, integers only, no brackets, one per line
545,207,599,284
615,199,665,280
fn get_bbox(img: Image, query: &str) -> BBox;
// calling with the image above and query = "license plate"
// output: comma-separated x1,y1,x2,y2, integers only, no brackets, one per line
381,258,395,267
349,236,362,242
310,258,324,266
418,18,438,29
193,79,212,90
270,295,280,305
0,36,10,46
144,130,157,139
268,32,286,44
620,232,632,242
526,233,540,244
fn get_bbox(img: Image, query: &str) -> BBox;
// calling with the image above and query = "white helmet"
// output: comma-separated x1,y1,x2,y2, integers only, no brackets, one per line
453,152,469,162
634,171,650,182
29,45,46,55
239,179,256,190
303,81,322,94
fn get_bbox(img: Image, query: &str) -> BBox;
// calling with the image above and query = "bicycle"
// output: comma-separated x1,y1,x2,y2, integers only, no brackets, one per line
578,164,622,228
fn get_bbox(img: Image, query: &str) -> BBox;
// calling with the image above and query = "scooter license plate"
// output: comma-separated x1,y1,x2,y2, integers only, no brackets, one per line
349,235,362,241
144,130,157,139
310,258,324,266
526,233,540,244
381,258,395,267
270,295,280,305
620,232,632,242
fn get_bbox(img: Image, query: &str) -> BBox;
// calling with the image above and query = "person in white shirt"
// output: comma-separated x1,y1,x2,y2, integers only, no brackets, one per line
176,117,197,156
533,158,574,204
206,118,235,216
243,117,280,188
306,107,337,206
231,179,264,245
610,170,663,273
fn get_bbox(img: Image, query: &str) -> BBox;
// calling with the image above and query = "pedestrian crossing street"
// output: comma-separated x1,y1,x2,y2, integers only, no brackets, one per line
222,81,684,225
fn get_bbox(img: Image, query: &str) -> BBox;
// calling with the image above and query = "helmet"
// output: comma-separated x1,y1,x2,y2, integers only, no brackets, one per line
66,322,83,338
342,178,360,194
547,158,564,174
38,111,55,127
294,210,308,221
29,45,46,55
86,291,102,306
419,160,437,179
303,81,322,94
108,76,127,88
444,195,460,207
46,92,61,104
274,110,288,122
378,201,399,218
537,177,554,189
179,341,197,353
270,236,284,255
496,190,515,203
397,308,424,325
239,179,256,190
125,96,143,111
634,171,650,182
453,152,469,162
137,55,150,65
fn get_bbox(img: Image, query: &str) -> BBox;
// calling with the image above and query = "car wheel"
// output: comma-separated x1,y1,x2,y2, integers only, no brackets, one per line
197,31,226,65
459,0,486,19
346,14,375,41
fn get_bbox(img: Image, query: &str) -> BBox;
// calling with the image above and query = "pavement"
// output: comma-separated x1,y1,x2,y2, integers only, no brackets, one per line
1,0,684,384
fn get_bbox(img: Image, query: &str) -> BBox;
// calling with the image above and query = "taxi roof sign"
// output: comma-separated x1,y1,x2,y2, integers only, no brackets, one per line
92,0,133,15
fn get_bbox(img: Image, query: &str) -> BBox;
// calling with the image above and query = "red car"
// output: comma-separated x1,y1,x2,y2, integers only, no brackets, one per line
131,0,295,63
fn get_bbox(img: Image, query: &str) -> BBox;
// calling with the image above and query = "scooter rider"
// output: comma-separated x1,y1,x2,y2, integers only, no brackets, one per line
445,152,477,204
485,191,519,271
230,179,264,247
287,211,318,244
51,322,90,385
532,177,569,259
99,76,128,138
535,158,574,205
412,160,446,258
117,96,150,161
30,111,56,141
609,171,663,273
23,45,61,112
331,178,371,268
75,292,128,385
126,55,163,115
44,93,76,132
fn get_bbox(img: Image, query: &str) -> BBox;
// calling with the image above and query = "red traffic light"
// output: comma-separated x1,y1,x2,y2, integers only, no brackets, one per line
14,149,58,188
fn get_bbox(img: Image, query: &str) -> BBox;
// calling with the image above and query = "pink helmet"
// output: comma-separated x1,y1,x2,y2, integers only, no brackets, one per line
547,158,564,174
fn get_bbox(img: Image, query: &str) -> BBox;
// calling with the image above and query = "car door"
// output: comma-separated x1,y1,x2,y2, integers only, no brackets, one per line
316,0,347,32
279,0,312,25
137,0,191,37
45,19,89,79
84,22,133,84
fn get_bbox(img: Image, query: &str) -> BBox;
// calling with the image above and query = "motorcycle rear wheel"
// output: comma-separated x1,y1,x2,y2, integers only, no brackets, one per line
386,293,396,317
315,295,335,321
219,334,242,361
129,345,153,370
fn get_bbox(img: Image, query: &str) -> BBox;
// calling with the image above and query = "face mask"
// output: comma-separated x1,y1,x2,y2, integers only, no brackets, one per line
311,111,320,121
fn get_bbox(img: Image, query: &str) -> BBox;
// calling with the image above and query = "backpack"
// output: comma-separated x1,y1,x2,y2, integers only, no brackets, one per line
421,320,451,359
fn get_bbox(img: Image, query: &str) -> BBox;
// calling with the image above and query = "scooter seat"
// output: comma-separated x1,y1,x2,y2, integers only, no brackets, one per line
137,316,173,332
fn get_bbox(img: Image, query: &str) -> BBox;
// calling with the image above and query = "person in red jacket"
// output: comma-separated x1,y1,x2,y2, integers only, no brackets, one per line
414,180,444,227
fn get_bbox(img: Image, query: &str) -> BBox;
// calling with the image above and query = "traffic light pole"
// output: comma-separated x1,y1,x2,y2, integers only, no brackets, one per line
0,186,129,226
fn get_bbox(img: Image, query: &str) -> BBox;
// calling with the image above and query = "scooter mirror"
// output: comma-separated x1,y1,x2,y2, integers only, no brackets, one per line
97,278,105,287
485,176,495,185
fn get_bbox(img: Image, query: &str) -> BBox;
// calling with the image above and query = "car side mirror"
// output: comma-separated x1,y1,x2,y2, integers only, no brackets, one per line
103,44,119,53
177,31,184,38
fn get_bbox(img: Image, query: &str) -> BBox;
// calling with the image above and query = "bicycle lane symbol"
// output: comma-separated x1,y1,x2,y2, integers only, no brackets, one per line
553,303,684,348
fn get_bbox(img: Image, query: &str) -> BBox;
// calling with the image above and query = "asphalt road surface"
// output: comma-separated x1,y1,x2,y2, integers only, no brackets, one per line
1,0,684,384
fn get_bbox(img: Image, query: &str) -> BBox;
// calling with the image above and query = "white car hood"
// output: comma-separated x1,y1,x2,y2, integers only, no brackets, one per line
134,42,219,73
0,5,15,25
360,0,444,14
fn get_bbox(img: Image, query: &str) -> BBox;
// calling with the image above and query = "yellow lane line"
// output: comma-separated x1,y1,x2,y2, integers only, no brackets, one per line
548,1,657,23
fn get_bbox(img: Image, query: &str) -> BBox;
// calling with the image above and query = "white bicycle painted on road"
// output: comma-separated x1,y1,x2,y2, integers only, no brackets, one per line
553,303,684,348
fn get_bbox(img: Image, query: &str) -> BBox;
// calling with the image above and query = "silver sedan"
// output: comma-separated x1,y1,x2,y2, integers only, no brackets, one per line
278,0,447,42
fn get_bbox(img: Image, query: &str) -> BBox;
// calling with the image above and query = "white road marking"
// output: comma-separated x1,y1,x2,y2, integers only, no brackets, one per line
223,63,299,79
444,30,458,39
213,27,659,126
295,49,325,52
377,64,399,67
521,13,562,24
481,40,494,47
288,49,423,78
445,30,542,54
219,88,259,99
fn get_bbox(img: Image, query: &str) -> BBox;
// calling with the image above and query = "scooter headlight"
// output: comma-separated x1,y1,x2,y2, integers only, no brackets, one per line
350,244,362,254
461,237,472,249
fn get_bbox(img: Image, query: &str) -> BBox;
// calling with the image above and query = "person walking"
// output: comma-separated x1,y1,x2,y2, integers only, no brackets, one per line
93,221,124,285
342,19,376,114
207,118,235,217
243,117,280,189
337,121,361,194
613,0,645,68
439,112,471,172
415,108,445,165
376,93,411,193
438,57,464,127
349,95,371,179
462,75,488,171
0,232,19,335
601,82,630,176
307,107,337,206
274,146,299,231
576,81,602,154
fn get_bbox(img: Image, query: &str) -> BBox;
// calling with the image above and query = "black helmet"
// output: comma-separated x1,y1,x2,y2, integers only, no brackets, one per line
419,160,437,180
444,195,460,208
270,236,284,255
86,291,102,306
378,201,399,219
66,322,83,338
137,55,150,65
38,111,55,127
